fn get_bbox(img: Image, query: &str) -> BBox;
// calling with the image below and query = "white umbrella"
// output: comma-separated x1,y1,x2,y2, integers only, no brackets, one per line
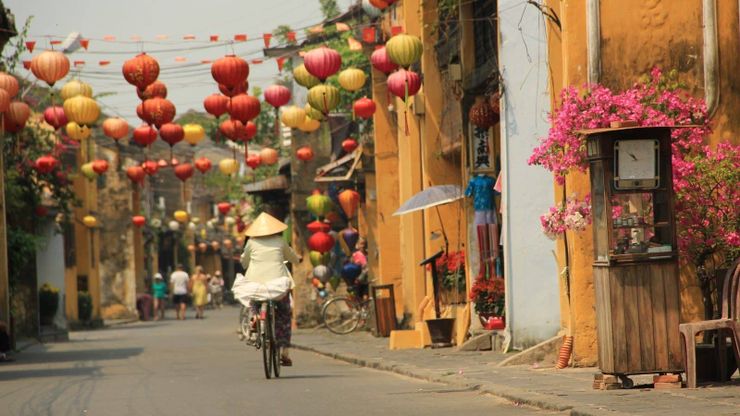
392,185,463,216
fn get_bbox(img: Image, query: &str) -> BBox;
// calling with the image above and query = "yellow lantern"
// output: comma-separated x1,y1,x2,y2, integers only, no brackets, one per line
82,215,97,228
60,79,93,100
338,68,367,92
63,95,100,126
385,33,423,69
307,84,340,114
65,122,91,141
174,210,189,223
305,104,324,121
80,162,97,180
183,123,205,146
281,105,306,128
293,64,320,89
218,158,239,175
298,116,321,133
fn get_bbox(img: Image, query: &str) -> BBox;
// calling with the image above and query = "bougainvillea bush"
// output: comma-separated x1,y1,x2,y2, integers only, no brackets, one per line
529,68,740,319
540,195,592,240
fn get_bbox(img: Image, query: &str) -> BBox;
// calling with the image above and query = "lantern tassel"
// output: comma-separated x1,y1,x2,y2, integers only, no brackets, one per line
274,107,280,139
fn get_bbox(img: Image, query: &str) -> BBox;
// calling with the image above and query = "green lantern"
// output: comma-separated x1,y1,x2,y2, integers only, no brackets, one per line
309,251,331,267
293,64,320,89
306,190,333,218
307,84,340,115
80,162,97,180
385,33,423,69
305,104,324,121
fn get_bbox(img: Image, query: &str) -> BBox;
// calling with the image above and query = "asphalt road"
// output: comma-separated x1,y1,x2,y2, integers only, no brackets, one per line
0,307,556,416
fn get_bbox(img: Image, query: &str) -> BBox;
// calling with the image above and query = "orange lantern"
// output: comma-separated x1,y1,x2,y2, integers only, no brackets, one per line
102,117,129,140
260,148,279,165
338,189,360,219
211,55,249,90
296,146,314,162
31,50,70,87
0,90,9,113
227,94,261,123
136,80,167,100
122,53,160,90
4,101,31,132
203,94,229,117
0,72,19,98
142,97,175,128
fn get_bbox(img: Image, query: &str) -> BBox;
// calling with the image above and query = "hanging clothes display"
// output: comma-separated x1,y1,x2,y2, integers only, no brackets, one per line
465,174,500,279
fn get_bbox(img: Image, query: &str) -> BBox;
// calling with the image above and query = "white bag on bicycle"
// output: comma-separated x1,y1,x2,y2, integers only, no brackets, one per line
232,273,291,305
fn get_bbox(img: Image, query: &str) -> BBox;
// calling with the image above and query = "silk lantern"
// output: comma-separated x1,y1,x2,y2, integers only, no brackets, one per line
92,159,109,174
303,46,341,82
342,138,358,153
203,94,229,117
43,106,67,130
298,117,320,133
217,202,231,215
211,55,249,90
65,122,90,141
34,155,58,174
80,163,97,180
4,101,31,132
296,146,314,162
174,210,189,223
63,95,100,127
313,265,332,283
341,227,360,250
306,190,333,218
385,34,423,69
307,220,330,234
227,94,261,123
60,79,92,100
31,50,70,87
218,158,239,175
244,121,257,141
174,163,194,181
136,103,152,124
353,97,376,119
338,68,366,92
246,154,261,169
309,251,331,267
0,90,8,113
293,64,320,88
183,123,206,146
370,47,398,75
133,124,158,146
102,117,129,140
168,220,180,231
142,97,175,128
338,189,360,219
194,157,212,173
83,215,98,228
305,104,324,121
264,85,291,108
387,69,422,101
469,96,499,128
0,72,20,98
219,119,246,141
136,80,167,100
122,53,160,89
260,148,278,165
159,122,185,148
307,84,340,114
126,166,146,184
142,160,159,176
341,263,362,283
308,232,335,254
219,80,248,97
281,105,306,128
132,215,146,227
369,0,389,9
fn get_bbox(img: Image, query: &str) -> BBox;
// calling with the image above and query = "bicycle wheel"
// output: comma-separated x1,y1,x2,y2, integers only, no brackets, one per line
322,296,361,334
260,317,272,379
239,305,251,340
270,303,281,378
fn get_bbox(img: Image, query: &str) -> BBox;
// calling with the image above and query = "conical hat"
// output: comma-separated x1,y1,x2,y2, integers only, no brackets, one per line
244,213,287,237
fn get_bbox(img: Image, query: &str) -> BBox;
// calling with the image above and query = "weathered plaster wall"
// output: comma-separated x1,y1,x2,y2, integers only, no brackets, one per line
35,221,67,328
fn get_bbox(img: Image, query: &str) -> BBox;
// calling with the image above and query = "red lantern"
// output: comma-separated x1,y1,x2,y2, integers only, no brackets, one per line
211,55,249,89
369,0,389,9
133,124,158,146
43,106,68,130
219,80,248,97
4,101,31,132
296,146,314,162
142,160,159,176
264,85,291,108
92,159,109,174
122,53,160,89
307,220,330,234
469,96,499,128
102,117,129,140
126,166,146,184
136,103,152,124
203,94,229,117
353,97,376,119
194,157,212,173
142,97,175,128
246,154,261,169
342,138,358,153
387,69,421,101
158,123,185,147
219,119,247,141
174,163,194,181
136,80,167,100
308,231,335,253
0,90,8,113
132,215,146,227
244,121,257,141
34,155,58,174
157,159,168,168
303,46,342,82
217,202,231,215
370,47,398,75
227,94,261,123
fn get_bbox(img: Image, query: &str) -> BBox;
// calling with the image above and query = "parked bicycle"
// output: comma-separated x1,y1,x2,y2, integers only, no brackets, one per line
240,301,281,379
321,294,372,335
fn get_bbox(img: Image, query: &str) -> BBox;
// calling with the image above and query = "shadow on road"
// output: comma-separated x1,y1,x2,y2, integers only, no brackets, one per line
277,374,346,380
9,348,143,364
0,366,101,381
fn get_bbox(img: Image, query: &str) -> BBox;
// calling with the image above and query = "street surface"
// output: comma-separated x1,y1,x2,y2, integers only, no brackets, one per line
0,307,557,416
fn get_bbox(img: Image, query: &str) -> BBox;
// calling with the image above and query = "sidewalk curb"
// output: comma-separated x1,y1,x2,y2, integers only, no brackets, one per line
103,318,140,327
292,342,632,416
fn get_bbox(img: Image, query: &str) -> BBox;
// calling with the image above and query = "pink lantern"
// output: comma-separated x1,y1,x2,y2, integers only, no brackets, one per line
370,47,398,75
43,106,67,130
264,85,291,108
303,46,342,82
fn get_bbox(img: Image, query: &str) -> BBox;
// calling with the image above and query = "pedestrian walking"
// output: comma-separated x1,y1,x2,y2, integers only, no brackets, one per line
191,266,209,319
209,271,224,309
151,273,167,320
170,265,190,320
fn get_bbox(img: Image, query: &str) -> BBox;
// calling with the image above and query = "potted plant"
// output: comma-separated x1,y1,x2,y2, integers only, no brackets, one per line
38,283,60,326
469,275,505,329
78,291,93,322
437,250,466,304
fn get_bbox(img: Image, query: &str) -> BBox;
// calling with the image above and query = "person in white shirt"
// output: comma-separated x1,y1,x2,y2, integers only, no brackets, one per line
169,264,190,320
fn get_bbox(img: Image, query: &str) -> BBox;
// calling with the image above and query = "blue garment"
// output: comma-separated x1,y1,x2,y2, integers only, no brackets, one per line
465,175,496,211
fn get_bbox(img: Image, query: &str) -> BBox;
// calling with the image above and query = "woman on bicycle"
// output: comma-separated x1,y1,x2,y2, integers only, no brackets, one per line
237,213,301,366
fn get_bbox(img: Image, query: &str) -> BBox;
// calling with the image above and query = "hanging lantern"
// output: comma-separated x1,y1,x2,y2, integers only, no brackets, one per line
34,155,59,174
307,84,340,114
203,94,229,117
341,263,362,283
387,69,422,101
260,148,279,165
65,122,91,141
92,159,109,174
303,46,342,82
63,95,100,127
174,163,194,182
308,232,335,254
132,215,146,227
183,123,205,146
102,117,129,140
362,0,383,16
136,80,167,100
211,55,249,89
281,105,306,128
293,64,320,88
264,85,291,108
313,265,332,283
168,220,180,231
338,68,367,92
370,47,399,75
304,104,324,121
80,163,97,179
133,124,158,146
194,157,212,173
217,202,231,215
219,80,248,97
136,103,152,124
122,53,160,89
31,50,70,87
298,116,321,133
219,119,246,141
385,34,423,69
306,190,333,218
489,91,501,115
310,251,331,267
157,159,168,169
369,0,389,9
227,94,261,123
174,210,189,223
83,215,98,228
296,146,314,162
187,244,196,252
342,138,358,153
353,97,376,119
218,158,239,175
4,101,31,132
159,122,185,147
0,90,8,113
338,189,360,219
341,227,360,250
0,72,20,97
142,97,175,128
307,220,330,234
60,79,92,101
246,154,261,169
243,121,257,141
126,166,146,184
43,106,67,130
469,96,499,128
170,158,180,167
142,160,159,176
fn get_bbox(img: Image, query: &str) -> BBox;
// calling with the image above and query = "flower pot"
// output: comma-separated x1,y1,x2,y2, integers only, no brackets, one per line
479,314,505,330
425,318,455,348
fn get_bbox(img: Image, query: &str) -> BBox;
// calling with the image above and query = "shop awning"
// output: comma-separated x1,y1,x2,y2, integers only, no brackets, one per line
314,147,362,182
243,175,289,193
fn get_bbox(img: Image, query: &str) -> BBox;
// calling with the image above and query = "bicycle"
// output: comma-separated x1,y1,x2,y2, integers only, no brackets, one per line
321,294,372,335
239,301,281,379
